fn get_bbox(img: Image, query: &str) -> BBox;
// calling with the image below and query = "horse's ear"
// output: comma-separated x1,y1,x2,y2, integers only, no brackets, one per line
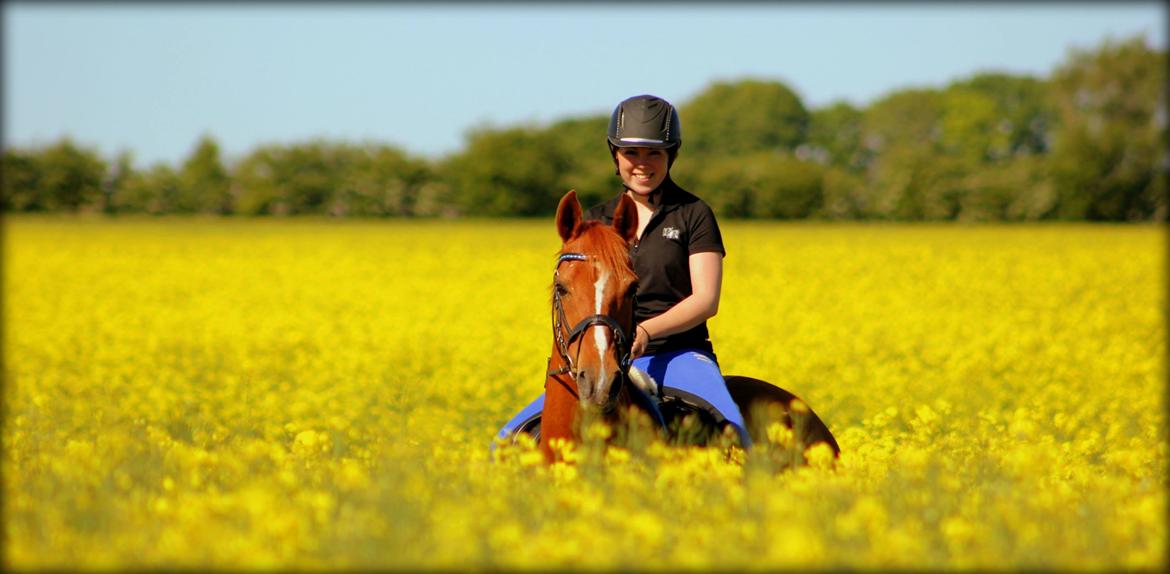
612,193,638,244
556,190,582,243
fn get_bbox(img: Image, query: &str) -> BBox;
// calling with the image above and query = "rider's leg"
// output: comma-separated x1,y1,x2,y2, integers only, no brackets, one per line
632,349,752,448
493,393,544,446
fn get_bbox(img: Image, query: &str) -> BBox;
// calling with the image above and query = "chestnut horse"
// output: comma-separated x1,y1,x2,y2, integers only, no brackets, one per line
528,190,841,463
539,190,664,461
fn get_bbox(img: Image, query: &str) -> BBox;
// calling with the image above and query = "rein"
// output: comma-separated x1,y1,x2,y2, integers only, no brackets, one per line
547,252,633,390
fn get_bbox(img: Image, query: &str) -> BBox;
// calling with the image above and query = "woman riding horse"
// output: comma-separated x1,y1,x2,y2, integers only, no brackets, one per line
498,94,752,450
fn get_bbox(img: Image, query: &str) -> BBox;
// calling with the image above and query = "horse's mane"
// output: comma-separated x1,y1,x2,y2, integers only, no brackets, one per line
561,220,634,277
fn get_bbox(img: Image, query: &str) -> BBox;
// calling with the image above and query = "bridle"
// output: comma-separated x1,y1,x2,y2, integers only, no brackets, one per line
547,252,634,395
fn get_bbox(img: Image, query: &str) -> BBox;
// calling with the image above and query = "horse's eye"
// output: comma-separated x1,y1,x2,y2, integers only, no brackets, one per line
556,283,569,296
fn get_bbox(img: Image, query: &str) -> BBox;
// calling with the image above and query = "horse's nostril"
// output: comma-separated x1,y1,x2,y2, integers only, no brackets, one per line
575,371,592,399
607,375,622,401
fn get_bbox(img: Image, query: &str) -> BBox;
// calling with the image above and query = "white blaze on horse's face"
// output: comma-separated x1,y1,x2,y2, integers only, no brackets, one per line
593,263,611,391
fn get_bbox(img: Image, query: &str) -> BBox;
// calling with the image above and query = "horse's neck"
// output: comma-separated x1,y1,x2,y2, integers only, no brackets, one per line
545,342,577,398
540,343,579,460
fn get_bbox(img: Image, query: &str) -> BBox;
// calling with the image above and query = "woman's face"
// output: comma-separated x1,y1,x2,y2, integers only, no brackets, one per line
615,146,669,196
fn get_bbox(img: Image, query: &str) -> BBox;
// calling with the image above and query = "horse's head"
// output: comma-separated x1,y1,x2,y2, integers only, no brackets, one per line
551,190,639,412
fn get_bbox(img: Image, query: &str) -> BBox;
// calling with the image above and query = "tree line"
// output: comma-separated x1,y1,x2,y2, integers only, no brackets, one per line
3,35,1164,221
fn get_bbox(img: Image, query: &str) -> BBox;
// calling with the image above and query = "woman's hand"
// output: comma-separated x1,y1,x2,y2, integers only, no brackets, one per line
631,324,651,359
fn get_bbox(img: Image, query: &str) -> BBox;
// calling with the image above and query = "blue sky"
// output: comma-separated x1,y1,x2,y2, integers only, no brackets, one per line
4,2,1165,168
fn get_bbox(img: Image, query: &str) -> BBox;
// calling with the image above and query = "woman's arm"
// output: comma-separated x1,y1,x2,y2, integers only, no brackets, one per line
630,251,722,358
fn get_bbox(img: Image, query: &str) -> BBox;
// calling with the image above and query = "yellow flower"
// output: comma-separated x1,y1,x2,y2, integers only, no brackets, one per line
295,430,318,449
804,442,836,469
4,218,1162,571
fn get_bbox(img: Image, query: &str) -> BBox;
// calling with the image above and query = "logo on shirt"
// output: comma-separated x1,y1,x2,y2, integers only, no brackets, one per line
662,226,680,241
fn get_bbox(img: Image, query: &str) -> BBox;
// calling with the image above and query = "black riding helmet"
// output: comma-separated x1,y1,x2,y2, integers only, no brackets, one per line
607,94,682,167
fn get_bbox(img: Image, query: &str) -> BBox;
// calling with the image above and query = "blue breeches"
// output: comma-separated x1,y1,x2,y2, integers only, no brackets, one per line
495,348,751,448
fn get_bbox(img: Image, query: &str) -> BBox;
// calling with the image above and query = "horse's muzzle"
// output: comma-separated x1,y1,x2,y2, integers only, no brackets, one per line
575,368,623,411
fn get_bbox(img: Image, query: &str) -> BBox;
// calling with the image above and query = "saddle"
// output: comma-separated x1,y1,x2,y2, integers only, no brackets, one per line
630,367,744,445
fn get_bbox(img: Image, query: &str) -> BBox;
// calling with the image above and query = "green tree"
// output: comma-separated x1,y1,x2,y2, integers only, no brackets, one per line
32,138,107,212
232,146,282,215
957,156,1055,221
866,146,967,220
861,88,946,157
939,87,1006,165
337,144,433,216
672,155,754,218
2,148,43,211
178,135,233,214
947,72,1055,159
806,101,867,173
545,114,617,210
281,142,344,215
821,167,867,219
111,162,181,214
682,79,810,157
444,125,570,216
859,89,948,219
752,155,825,219
102,151,136,214
233,140,354,215
412,180,458,218
680,152,824,219
1047,35,1167,220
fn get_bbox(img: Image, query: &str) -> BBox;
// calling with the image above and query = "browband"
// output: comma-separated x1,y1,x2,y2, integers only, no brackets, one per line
557,253,588,266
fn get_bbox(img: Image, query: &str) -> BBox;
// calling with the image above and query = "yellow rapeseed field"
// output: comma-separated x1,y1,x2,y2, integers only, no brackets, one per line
3,216,1165,570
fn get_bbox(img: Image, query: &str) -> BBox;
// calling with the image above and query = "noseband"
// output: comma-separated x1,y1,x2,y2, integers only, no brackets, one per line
547,252,633,387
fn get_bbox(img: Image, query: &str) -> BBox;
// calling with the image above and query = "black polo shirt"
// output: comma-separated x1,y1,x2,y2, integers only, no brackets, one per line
584,177,725,355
